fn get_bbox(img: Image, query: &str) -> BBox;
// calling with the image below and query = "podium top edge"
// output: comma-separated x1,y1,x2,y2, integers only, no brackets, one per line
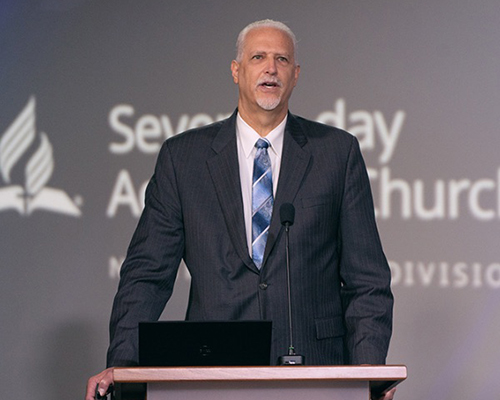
114,365,407,383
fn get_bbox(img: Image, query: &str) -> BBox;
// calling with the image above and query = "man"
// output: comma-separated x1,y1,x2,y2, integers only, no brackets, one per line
86,19,394,400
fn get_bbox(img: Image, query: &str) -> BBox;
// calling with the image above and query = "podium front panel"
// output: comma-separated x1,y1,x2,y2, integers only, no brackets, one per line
149,380,368,400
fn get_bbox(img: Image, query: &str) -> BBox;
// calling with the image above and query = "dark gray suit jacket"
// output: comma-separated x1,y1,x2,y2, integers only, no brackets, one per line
106,110,393,367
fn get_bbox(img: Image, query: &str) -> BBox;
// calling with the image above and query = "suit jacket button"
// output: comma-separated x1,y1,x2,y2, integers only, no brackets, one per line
259,283,268,290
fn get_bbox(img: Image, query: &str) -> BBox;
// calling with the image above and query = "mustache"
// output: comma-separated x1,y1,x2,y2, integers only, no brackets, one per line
256,76,283,87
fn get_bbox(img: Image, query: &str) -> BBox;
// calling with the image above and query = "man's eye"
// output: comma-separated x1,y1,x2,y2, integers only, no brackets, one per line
278,56,288,62
252,55,263,60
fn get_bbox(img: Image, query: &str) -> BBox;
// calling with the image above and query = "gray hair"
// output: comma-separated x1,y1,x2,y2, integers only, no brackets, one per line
235,19,298,64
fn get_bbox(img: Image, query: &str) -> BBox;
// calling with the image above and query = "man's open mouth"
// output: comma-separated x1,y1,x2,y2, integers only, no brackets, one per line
257,78,282,88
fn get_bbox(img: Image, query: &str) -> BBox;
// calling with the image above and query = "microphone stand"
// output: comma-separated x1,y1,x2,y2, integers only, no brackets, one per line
278,205,304,365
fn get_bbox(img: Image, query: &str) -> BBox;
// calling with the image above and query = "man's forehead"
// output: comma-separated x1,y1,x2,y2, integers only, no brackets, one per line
243,27,294,54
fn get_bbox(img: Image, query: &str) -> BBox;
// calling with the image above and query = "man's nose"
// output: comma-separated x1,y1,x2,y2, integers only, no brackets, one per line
265,58,278,74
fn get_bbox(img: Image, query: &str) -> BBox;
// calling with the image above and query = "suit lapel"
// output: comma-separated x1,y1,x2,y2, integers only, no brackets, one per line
206,111,257,272
207,111,311,273
262,113,311,268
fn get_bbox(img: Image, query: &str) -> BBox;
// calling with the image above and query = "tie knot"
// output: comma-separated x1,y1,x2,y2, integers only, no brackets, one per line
255,138,270,149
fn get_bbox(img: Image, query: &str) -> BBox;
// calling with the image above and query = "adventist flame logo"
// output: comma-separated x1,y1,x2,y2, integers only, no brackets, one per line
0,96,81,216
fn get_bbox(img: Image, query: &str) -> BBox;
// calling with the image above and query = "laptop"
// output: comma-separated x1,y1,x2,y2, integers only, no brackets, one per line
138,320,272,367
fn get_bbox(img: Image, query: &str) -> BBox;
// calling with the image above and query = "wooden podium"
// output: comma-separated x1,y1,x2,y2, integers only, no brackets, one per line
113,365,407,400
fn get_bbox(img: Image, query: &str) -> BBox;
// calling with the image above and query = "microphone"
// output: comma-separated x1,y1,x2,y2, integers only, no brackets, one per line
278,203,304,365
280,202,295,227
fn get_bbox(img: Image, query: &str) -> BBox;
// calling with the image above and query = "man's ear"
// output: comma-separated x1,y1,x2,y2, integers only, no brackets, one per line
293,64,301,87
231,60,239,84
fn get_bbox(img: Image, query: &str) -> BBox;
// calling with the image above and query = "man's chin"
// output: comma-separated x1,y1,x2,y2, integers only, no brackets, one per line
257,97,281,111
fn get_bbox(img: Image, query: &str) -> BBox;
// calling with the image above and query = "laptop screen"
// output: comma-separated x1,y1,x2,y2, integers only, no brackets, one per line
139,320,272,367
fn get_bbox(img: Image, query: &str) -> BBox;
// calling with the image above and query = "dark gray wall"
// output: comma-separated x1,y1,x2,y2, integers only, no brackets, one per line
1,1,500,398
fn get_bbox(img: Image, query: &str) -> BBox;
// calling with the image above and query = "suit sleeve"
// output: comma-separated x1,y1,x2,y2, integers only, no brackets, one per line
106,141,185,367
338,136,393,365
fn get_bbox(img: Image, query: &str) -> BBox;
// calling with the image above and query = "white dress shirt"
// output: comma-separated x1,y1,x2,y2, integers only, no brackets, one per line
236,113,286,257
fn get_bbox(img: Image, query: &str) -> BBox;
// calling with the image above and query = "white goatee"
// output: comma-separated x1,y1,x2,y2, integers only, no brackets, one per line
257,96,281,110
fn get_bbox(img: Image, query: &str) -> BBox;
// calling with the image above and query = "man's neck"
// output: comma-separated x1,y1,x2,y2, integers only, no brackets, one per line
237,104,288,137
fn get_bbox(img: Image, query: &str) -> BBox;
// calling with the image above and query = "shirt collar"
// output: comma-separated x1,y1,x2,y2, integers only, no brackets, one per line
236,113,287,159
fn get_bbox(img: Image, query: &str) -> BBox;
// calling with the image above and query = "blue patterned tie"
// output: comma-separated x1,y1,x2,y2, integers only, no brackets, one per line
252,138,273,269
